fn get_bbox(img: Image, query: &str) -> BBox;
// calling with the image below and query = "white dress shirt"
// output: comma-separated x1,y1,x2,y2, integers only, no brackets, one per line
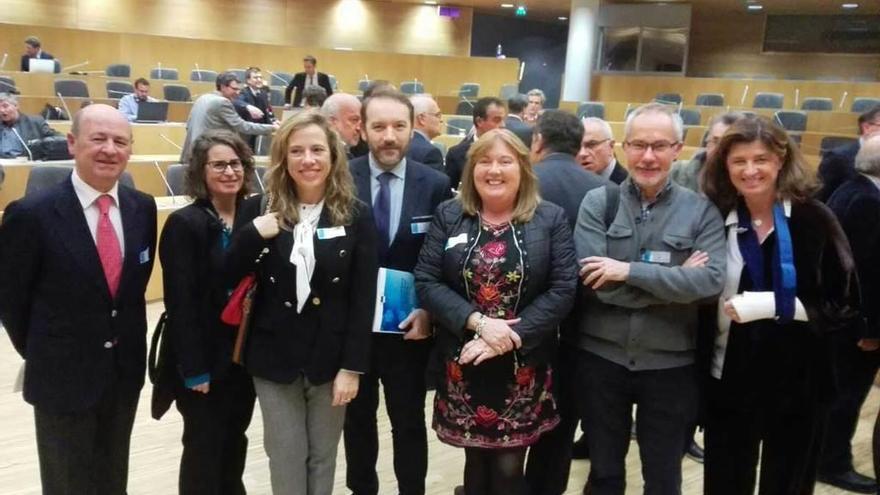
71,169,125,257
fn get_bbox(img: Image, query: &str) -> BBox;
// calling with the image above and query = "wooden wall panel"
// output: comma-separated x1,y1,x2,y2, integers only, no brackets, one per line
0,0,78,29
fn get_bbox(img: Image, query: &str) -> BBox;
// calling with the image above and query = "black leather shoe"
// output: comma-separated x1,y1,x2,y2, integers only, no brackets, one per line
572,434,590,460
685,439,704,463
817,470,878,494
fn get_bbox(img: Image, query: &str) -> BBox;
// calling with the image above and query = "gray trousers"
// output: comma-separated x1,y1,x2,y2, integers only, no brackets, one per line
253,375,346,495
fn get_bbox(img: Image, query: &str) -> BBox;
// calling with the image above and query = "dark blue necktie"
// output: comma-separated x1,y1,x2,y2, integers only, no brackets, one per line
374,172,394,246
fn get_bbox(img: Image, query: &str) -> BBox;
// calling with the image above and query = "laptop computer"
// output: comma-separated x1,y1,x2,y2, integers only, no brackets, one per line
135,101,169,123
28,58,56,73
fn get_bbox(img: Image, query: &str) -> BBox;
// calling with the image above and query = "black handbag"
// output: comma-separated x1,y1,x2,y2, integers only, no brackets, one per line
148,312,177,420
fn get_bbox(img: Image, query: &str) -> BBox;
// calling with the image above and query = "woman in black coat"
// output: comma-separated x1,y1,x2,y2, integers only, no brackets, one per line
414,129,577,494
700,115,861,494
226,111,377,495
159,130,257,494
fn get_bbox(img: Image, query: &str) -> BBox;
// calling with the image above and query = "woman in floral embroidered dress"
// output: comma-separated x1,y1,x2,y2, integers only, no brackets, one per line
415,129,577,494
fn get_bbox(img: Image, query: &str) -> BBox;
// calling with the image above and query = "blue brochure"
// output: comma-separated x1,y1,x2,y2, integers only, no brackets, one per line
372,268,416,334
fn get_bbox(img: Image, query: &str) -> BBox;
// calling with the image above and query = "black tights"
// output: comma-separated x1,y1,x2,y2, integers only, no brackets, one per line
463,447,527,495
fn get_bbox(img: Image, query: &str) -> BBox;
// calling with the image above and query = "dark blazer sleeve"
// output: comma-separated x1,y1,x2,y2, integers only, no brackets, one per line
811,201,862,334
0,200,39,356
340,203,379,373
831,194,879,337
36,116,59,138
284,74,302,106
445,144,466,189
159,211,210,379
414,201,478,339
226,196,269,285
20,55,27,72
513,207,578,355
423,145,444,172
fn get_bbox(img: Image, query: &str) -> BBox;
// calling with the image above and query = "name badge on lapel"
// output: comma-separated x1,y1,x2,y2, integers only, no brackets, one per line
640,250,671,264
446,233,468,250
317,226,346,240
139,248,150,264
411,215,432,235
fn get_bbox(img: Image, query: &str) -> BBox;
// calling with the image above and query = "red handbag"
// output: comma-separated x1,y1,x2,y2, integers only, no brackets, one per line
221,274,258,364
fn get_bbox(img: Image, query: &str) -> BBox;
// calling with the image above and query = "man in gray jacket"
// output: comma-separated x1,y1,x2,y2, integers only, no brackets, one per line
573,103,726,494
180,72,278,164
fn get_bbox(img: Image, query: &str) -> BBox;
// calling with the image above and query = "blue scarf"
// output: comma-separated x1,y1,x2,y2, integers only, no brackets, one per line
736,201,797,323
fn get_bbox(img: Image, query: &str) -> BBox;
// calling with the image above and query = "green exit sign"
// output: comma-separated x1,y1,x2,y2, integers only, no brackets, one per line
515,5,527,16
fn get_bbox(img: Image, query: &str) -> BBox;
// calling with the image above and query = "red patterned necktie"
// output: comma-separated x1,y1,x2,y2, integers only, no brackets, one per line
95,195,122,298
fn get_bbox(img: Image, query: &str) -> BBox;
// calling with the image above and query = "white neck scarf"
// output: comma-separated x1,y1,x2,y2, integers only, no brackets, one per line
290,201,324,313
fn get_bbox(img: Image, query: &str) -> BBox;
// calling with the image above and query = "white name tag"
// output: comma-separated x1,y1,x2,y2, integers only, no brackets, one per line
640,250,671,264
139,248,150,264
445,233,468,250
317,226,346,240
411,221,431,235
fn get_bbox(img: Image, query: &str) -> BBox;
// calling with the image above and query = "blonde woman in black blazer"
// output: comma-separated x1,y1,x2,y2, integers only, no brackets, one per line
227,111,378,495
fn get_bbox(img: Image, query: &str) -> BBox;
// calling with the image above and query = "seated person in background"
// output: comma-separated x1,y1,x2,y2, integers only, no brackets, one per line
284,55,334,108
671,112,743,193
20,36,54,72
577,117,628,184
117,78,157,122
302,86,328,110
0,93,60,158
236,67,276,125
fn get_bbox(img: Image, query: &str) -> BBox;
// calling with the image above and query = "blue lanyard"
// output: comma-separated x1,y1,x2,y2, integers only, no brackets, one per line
736,201,797,323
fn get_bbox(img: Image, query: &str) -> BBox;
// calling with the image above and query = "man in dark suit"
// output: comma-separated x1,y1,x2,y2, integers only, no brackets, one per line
407,94,444,172
20,36,55,72
235,66,276,150
577,117,628,185
817,104,880,202
345,90,452,495
505,93,534,148
0,104,157,495
524,110,605,495
284,54,334,108
445,96,506,190
821,135,880,494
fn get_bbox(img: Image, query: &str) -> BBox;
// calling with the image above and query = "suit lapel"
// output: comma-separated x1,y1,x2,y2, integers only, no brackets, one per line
53,179,112,301
116,186,145,300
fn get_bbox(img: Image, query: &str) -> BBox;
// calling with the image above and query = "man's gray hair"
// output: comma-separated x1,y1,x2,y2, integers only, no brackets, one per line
855,135,880,177
410,94,436,116
0,93,19,106
623,103,684,142
527,88,546,103
321,92,359,119
581,117,613,140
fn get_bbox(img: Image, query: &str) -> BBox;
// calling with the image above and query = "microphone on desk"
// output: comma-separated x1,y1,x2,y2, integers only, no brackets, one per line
194,63,202,82
107,89,136,97
159,133,183,151
11,127,34,161
0,53,7,69
62,60,90,73
156,62,163,80
445,123,471,135
253,167,265,194
56,92,73,120
839,91,848,110
153,160,180,203
266,70,287,87
740,85,750,106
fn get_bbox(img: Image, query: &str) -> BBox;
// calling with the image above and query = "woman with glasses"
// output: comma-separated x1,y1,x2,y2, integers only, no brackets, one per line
415,129,577,494
700,115,860,494
158,130,258,494
226,111,378,495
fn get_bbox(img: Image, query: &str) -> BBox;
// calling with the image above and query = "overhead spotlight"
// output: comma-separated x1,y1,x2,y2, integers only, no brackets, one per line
747,4,763,11
841,3,859,9
558,16,568,20
501,3,514,7
425,0,437,4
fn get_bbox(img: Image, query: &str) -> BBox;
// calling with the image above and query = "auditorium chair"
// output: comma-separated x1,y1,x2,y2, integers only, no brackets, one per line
0,76,17,94
800,97,833,111
163,84,191,102
446,117,472,136
105,64,131,78
655,92,682,105
268,88,285,107
820,136,858,154
190,69,218,82
576,102,605,120
752,92,784,109
358,79,371,93
459,83,480,98
852,97,880,113
679,108,702,126
329,74,339,91
270,71,293,86
774,110,807,132
106,80,134,99
150,67,179,80
54,80,89,98
226,69,247,82
400,81,425,95
695,93,725,107
455,100,473,116
165,164,186,196
499,84,519,101
26,166,134,196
